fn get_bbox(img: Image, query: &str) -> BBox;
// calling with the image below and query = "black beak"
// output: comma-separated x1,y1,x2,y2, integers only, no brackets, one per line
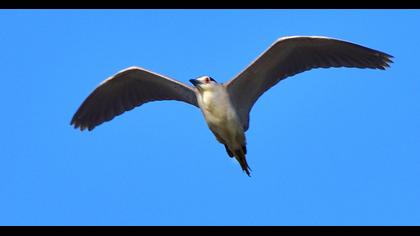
189,79,200,87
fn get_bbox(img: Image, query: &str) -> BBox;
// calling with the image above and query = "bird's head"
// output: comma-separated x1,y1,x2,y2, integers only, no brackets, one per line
189,76,218,92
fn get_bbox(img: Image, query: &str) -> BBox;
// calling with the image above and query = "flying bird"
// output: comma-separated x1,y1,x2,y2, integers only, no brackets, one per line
71,36,393,176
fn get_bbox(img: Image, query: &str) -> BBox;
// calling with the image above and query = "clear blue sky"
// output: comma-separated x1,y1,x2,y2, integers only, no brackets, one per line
1,10,419,226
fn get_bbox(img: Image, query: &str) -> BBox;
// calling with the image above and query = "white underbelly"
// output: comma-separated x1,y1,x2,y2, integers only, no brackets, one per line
198,88,244,146
204,107,239,134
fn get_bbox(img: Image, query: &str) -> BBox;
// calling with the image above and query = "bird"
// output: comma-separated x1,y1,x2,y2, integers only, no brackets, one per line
71,36,393,176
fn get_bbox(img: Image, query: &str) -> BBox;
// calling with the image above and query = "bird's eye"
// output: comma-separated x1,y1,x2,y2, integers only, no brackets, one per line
205,77,210,83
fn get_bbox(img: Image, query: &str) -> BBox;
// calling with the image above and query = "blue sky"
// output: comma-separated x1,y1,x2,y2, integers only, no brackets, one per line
1,10,419,226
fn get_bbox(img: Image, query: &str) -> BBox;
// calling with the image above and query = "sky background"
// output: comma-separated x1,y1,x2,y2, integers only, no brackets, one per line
0,10,419,226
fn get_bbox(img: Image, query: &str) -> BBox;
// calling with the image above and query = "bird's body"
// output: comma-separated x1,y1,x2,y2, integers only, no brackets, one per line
193,77,250,175
71,36,393,176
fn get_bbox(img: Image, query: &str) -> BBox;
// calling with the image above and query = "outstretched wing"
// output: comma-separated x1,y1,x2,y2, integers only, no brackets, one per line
225,36,393,131
71,66,198,131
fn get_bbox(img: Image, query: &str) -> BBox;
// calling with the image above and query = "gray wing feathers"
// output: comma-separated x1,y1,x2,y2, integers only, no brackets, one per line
71,67,198,131
225,36,393,131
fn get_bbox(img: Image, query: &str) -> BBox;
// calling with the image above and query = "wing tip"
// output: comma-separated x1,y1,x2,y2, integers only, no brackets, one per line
377,52,394,70
70,116,96,132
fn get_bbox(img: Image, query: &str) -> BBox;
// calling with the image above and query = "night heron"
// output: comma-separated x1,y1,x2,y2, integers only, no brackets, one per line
71,36,393,176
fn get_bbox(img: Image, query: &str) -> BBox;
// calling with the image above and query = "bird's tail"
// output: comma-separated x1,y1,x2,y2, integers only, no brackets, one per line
234,145,251,177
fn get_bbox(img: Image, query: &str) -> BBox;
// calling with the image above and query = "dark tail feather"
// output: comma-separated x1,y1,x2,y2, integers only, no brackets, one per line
224,144,234,157
234,149,251,177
